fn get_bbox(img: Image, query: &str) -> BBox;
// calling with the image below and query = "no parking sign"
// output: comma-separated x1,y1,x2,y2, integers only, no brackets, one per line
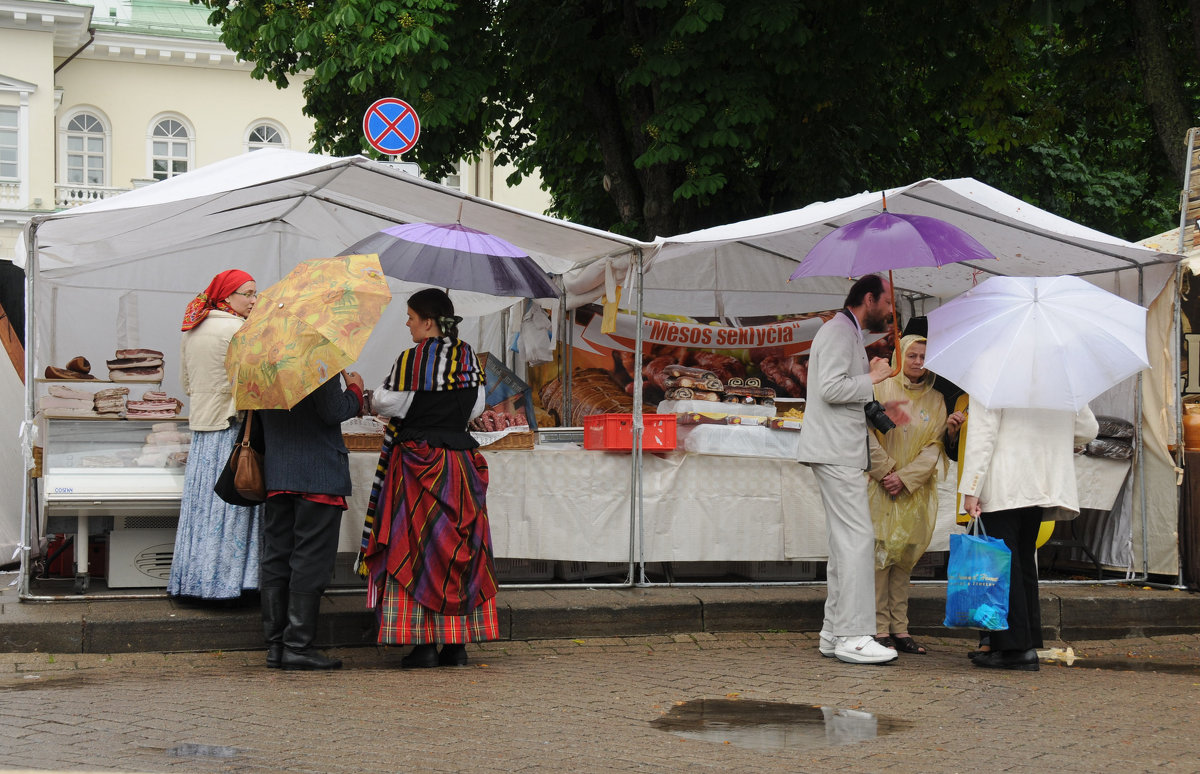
363,98,420,156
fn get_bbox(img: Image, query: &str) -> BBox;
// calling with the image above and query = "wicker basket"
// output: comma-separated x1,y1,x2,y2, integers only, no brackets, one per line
30,446,43,478
343,434,384,453
483,431,535,450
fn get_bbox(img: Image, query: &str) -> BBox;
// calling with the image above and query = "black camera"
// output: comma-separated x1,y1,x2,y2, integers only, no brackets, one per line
864,400,895,433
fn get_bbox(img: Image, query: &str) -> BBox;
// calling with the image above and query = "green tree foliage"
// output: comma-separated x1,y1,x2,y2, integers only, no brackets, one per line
199,0,1193,242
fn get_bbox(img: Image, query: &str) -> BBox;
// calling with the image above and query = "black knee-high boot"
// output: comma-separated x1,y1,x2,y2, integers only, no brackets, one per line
261,586,288,669
281,591,342,671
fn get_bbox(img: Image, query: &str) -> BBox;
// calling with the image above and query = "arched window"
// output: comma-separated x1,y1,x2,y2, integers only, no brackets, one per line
150,117,191,180
246,122,287,151
65,112,106,186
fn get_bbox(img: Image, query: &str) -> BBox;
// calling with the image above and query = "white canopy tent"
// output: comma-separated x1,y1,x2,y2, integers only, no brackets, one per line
610,177,1182,577
11,150,647,593
633,178,1178,315
10,152,1184,589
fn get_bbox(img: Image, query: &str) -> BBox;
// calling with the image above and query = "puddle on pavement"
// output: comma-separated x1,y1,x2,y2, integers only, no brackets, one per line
0,674,102,691
166,743,244,759
1050,659,1200,676
651,699,907,752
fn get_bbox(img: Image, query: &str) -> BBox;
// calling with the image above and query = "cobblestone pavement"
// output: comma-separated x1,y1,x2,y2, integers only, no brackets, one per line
1,632,1198,774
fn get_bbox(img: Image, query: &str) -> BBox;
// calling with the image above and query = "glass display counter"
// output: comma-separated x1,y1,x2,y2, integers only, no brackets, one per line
39,416,190,592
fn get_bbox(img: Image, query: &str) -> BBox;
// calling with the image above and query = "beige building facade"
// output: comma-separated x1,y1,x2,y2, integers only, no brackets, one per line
0,0,549,265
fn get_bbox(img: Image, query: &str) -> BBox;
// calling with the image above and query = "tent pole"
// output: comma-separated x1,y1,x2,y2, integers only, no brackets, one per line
1172,264,1186,586
563,292,573,427
18,223,38,599
631,248,646,587
1136,266,1151,578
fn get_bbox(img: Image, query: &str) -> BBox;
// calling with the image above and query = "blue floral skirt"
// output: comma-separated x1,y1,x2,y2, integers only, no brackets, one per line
168,424,262,599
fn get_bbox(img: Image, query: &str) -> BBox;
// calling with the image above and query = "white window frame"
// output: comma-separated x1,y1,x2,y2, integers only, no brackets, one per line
59,107,112,187
146,113,195,181
244,120,289,152
0,75,34,207
0,105,17,181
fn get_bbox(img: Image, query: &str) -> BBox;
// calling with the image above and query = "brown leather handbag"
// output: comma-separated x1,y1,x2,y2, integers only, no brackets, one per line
214,410,266,506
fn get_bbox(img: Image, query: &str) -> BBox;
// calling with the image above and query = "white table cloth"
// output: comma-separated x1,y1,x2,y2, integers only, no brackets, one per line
340,446,1129,562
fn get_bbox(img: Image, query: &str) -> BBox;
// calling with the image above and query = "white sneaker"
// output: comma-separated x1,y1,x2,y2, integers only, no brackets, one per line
833,634,898,664
818,630,837,658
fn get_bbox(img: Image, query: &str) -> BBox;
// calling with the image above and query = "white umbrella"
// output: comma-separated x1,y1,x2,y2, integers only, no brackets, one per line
924,275,1149,412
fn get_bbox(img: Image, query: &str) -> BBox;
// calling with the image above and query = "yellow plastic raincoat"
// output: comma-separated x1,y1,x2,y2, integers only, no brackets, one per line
867,335,948,571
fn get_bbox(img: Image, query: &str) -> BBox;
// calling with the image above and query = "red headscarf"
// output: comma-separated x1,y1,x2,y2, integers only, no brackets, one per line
181,269,254,332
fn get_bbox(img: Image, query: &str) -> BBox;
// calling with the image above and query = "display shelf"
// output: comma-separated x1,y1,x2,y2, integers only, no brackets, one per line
39,413,187,421
36,377,164,384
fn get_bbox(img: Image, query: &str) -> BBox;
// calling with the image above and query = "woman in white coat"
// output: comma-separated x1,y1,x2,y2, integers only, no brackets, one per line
960,403,1098,670
169,269,262,601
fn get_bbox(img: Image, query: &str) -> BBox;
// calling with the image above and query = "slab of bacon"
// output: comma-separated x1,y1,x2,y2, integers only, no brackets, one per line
115,348,163,359
107,349,166,381
93,387,130,415
109,366,164,381
126,397,182,418
37,395,96,415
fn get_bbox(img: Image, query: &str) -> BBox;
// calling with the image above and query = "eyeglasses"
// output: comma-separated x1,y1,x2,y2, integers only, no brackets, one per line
231,290,258,299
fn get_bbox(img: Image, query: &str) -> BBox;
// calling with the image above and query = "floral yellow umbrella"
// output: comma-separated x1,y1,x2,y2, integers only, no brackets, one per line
226,253,391,410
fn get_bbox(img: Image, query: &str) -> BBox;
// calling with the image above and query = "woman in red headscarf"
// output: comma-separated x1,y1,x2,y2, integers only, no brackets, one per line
169,270,262,602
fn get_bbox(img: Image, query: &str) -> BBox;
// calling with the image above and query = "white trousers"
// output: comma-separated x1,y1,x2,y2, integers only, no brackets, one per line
811,462,876,636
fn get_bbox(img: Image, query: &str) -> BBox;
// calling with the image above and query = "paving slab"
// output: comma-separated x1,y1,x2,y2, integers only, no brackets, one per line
0,630,1198,773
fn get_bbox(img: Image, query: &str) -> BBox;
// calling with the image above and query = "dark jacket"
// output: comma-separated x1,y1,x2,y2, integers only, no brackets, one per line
259,377,361,495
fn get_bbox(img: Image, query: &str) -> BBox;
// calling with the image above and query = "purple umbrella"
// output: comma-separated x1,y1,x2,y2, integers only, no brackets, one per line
789,202,996,377
341,222,560,299
789,210,996,280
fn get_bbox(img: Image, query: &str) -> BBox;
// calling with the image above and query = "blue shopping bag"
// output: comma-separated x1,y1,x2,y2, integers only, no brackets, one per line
943,520,1012,630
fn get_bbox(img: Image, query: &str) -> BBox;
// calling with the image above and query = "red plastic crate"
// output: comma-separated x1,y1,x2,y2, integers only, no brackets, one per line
583,413,677,451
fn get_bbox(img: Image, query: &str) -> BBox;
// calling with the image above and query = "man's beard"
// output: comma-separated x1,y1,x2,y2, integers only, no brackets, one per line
863,307,891,331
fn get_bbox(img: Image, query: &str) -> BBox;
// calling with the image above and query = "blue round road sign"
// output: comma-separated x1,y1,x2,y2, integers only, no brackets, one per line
363,98,421,155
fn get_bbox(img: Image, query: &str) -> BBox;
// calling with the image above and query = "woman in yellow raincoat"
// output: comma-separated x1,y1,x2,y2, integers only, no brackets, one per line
867,334,947,655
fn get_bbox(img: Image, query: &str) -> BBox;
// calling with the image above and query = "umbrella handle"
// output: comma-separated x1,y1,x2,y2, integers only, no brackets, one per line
888,270,901,378
888,316,902,377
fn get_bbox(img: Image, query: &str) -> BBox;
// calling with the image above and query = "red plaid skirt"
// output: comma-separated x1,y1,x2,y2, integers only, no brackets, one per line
376,575,499,645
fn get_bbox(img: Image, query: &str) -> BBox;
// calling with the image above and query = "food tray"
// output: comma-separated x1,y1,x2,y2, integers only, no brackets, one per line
343,434,384,453
482,430,535,450
583,413,677,451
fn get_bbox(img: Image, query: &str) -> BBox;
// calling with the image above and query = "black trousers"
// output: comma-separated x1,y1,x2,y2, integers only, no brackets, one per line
980,506,1043,652
260,495,342,594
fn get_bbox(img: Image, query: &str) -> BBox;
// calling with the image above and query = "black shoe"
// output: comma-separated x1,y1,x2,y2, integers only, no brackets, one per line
401,644,439,669
266,643,283,669
281,647,343,671
972,648,1039,671
438,644,469,667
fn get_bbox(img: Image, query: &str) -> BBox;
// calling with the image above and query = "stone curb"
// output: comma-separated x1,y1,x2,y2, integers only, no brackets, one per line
2,582,1198,654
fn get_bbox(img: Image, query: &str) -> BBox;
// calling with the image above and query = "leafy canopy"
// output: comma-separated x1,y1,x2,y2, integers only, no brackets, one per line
200,0,1187,242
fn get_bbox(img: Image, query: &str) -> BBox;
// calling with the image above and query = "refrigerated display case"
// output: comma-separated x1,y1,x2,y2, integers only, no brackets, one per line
39,415,189,592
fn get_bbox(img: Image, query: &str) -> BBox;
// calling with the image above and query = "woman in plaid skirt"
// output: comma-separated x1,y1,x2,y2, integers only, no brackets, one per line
357,289,499,668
